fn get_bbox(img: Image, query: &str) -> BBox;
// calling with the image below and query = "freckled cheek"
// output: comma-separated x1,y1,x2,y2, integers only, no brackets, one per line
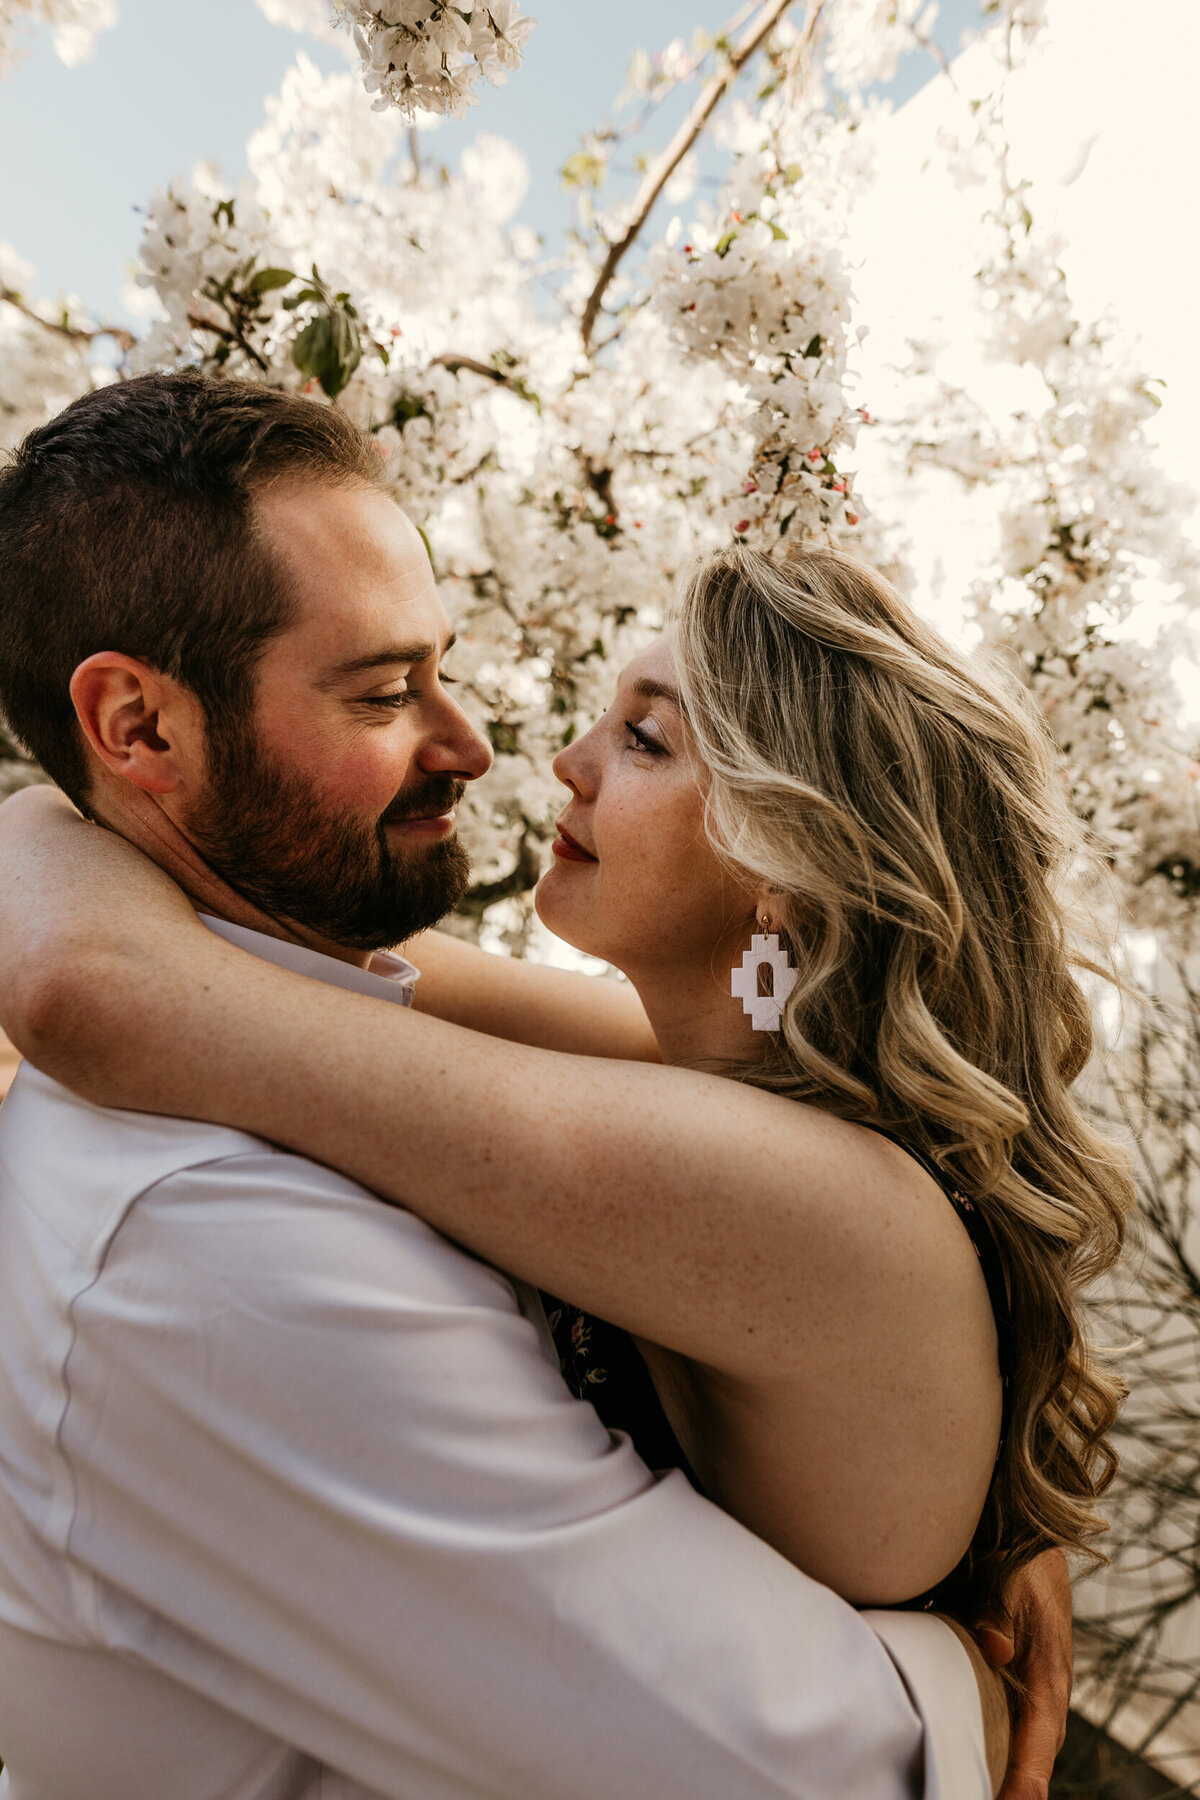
596,806,706,910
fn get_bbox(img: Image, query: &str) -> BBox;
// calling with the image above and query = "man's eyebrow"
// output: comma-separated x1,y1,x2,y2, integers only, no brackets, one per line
632,677,682,707
321,633,457,684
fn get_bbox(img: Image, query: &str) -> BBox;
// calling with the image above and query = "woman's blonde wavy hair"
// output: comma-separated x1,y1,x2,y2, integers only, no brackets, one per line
674,544,1135,1619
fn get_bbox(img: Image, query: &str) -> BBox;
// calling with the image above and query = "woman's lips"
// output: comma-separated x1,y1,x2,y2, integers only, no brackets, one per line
552,824,598,863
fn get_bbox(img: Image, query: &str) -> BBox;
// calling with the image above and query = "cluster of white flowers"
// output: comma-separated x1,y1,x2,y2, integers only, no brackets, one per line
0,0,115,76
882,16,1199,940
823,0,938,91
334,1,536,118
0,240,103,441
652,97,871,552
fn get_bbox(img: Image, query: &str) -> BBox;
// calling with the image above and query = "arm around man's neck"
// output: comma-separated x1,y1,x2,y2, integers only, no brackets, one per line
0,785,208,1080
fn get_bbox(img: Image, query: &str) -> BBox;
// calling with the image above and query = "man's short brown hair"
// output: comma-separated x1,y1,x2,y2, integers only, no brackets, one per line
0,371,385,806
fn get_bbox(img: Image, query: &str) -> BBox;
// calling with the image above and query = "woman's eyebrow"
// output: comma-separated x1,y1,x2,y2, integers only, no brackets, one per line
632,678,682,707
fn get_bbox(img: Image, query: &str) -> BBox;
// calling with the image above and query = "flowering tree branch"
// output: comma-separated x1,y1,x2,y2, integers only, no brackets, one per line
429,352,513,384
0,284,136,353
579,0,820,353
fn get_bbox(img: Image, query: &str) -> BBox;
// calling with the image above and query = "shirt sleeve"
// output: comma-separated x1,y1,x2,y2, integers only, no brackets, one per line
60,1149,982,1800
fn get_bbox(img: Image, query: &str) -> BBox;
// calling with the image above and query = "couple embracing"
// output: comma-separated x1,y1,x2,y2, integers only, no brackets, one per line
0,372,1129,1799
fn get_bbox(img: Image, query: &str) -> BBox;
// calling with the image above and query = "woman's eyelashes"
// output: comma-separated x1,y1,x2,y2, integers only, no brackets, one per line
623,718,667,755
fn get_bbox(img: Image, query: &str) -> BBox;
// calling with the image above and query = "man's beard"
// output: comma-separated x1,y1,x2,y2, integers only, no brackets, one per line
185,725,471,953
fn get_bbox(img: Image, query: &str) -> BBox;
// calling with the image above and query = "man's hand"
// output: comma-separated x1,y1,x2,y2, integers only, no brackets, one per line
974,1549,1073,1800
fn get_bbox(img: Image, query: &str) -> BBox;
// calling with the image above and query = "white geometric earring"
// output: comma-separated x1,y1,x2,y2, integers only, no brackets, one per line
731,916,797,1032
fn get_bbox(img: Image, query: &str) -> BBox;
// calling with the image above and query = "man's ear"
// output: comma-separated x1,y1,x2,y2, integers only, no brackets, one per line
69,653,203,798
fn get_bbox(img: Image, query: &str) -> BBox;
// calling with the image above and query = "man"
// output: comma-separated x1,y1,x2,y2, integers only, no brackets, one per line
0,374,1061,1799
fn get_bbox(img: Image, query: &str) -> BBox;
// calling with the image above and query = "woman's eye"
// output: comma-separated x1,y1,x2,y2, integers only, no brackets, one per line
624,719,665,755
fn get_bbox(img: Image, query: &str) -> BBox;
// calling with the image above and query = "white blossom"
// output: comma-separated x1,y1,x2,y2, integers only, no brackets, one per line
824,0,937,91
0,0,115,75
334,0,536,118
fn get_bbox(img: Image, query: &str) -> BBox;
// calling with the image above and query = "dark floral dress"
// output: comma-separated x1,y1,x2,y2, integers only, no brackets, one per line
541,1133,1016,1617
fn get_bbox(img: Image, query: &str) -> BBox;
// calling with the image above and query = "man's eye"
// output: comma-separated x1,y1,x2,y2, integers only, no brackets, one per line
359,671,456,710
361,692,414,710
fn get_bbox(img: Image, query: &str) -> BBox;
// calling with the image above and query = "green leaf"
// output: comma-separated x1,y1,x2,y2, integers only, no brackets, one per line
292,306,363,399
488,721,520,757
250,266,296,294
715,230,737,258
767,220,788,241
560,150,606,191
392,391,430,427
804,333,823,358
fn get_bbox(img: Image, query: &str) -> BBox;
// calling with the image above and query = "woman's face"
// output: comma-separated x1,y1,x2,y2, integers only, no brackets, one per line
536,636,757,982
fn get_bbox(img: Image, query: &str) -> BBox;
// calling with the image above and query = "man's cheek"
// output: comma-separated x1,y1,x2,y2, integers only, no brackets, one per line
314,730,416,805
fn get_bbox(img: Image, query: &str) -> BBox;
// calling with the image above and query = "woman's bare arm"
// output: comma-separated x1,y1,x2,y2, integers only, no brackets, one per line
0,788,977,1390
405,928,659,1062
0,788,657,1064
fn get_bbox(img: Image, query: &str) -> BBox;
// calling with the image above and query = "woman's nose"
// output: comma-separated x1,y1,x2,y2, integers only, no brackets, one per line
552,722,599,797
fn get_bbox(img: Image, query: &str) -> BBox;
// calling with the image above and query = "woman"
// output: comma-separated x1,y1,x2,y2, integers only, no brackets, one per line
0,544,1132,1619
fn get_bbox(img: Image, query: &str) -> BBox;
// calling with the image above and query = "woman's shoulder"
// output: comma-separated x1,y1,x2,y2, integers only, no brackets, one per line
736,1100,1003,1370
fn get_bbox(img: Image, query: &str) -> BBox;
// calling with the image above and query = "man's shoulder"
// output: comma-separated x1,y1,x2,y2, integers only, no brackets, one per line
0,1061,271,1214
0,1062,523,1321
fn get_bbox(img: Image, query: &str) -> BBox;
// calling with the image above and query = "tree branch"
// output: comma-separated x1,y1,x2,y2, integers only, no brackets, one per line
578,0,819,354
186,311,270,374
0,286,137,354
429,353,511,384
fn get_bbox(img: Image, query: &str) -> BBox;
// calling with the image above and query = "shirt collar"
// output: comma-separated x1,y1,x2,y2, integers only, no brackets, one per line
197,914,418,1009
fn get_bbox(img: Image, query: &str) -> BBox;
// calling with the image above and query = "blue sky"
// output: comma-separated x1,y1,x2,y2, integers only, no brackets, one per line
0,0,983,325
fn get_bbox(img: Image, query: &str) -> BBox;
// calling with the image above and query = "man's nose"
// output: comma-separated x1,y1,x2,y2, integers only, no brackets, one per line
421,694,493,782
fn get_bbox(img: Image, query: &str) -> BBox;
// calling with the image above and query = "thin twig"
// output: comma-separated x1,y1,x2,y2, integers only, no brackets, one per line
578,0,819,354
0,285,137,354
186,311,269,374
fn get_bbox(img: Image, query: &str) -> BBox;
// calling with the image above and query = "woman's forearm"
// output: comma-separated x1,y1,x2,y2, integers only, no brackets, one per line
405,928,660,1062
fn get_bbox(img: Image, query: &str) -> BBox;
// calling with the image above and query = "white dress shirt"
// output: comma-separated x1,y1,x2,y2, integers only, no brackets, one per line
0,919,990,1800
